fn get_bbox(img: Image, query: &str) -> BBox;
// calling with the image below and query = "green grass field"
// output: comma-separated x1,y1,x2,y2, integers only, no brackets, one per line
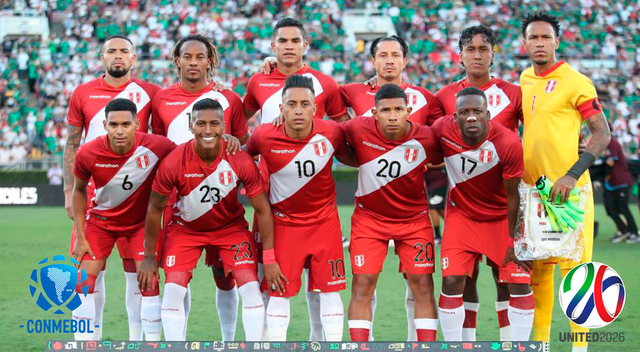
1,205,638,351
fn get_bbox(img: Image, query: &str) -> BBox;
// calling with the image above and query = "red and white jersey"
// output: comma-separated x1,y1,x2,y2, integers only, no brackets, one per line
434,77,523,132
244,65,347,124
74,132,175,229
431,116,524,221
67,76,161,142
342,116,443,222
246,120,346,225
153,139,265,234
340,82,441,126
151,82,248,145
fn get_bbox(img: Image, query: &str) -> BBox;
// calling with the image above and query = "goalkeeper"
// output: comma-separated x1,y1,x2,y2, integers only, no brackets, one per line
520,12,611,352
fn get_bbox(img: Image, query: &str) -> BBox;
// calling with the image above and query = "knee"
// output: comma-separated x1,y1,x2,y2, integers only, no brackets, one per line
408,275,435,297
165,271,191,289
76,274,97,294
442,275,466,295
141,276,160,297
233,269,258,288
351,275,376,301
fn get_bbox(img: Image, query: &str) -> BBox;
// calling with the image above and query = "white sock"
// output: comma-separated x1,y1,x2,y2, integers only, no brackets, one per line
238,281,266,341
258,263,270,341
319,292,344,341
124,272,143,341
438,293,464,341
496,301,511,341
183,284,191,340
93,270,105,340
404,279,416,341
266,296,290,341
141,295,162,341
216,287,239,341
161,283,187,341
509,293,534,341
305,269,324,341
462,302,479,341
369,290,377,341
415,318,438,341
72,293,96,341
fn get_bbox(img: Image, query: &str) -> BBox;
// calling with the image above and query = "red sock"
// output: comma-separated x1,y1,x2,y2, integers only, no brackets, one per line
349,328,369,342
416,329,437,341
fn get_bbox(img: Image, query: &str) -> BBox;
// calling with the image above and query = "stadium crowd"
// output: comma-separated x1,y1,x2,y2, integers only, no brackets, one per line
0,0,639,164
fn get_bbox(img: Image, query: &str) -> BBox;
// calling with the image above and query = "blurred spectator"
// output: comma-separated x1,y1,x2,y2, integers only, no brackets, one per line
47,161,63,185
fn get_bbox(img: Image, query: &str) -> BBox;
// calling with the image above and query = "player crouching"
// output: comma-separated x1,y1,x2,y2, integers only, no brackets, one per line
71,98,175,340
431,87,534,341
138,99,273,341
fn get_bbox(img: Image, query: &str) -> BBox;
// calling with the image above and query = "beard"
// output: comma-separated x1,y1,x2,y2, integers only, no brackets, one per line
107,65,130,78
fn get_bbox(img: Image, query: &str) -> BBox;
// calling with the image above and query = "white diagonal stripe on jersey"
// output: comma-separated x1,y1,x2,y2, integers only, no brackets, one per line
484,84,511,119
444,140,500,189
86,82,152,143
355,139,426,197
269,134,334,204
175,160,237,222
166,91,231,145
362,87,427,117
93,146,159,210
259,73,325,125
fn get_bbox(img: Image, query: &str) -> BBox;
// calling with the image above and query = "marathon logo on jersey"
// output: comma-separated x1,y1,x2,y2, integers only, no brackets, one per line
488,94,501,108
314,141,328,157
479,149,493,164
128,90,141,104
404,147,419,163
354,255,365,267
166,255,176,268
136,154,150,170
545,80,557,94
441,257,449,270
219,171,233,186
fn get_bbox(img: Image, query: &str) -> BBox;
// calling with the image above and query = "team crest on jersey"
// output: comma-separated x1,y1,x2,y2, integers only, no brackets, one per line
406,93,417,106
128,90,141,104
545,80,557,94
354,255,365,267
405,147,419,163
314,141,328,157
488,94,501,108
136,154,150,169
441,257,449,270
166,255,176,268
479,149,493,164
219,171,233,186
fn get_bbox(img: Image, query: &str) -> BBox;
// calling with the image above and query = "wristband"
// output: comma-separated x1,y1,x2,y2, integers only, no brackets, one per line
566,152,596,180
263,249,276,264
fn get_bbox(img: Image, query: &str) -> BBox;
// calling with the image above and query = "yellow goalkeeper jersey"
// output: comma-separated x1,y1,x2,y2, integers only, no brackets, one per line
520,60,602,187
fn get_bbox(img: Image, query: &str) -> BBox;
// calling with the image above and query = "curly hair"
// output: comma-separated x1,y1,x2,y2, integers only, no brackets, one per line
172,34,219,81
521,11,561,38
458,25,497,52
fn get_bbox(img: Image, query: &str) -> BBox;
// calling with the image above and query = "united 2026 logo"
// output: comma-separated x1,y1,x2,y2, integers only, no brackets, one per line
559,262,625,328
30,255,88,314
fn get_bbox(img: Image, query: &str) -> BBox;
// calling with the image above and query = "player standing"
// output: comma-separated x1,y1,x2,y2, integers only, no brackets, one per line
344,84,441,342
433,25,524,341
431,87,534,342
71,99,174,341
62,35,161,341
520,12,610,352
139,99,271,341
246,75,352,341
151,34,248,341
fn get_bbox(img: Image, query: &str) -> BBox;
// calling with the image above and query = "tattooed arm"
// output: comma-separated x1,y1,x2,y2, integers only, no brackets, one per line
63,125,84,219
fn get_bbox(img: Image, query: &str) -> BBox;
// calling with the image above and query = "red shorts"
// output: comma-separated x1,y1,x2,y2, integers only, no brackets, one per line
350,209,435,275
440,207,531,284
261,213,346,297
162,222,257,276
82,218,146,262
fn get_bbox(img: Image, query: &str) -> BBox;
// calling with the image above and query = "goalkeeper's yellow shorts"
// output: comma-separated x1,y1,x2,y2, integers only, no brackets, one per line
533,194,594,270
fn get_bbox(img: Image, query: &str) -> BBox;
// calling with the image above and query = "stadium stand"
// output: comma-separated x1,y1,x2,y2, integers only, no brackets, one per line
0,0,639,167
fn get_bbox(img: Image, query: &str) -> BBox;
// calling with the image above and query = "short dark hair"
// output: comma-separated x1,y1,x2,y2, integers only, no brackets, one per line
456,87,487,105
370,35,409,58
192,98,224,121
521,11,561,38
105,98,137,119
274,17,306,38
102,35,134,52
375,84,407,106
282,75,315,97
458,25,497,52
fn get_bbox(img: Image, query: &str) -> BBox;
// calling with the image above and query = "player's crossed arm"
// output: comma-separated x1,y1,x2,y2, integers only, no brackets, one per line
63,125,84,220
138,190,168,292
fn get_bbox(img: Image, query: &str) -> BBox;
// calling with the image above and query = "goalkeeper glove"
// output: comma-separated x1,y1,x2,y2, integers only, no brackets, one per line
535,175,580,205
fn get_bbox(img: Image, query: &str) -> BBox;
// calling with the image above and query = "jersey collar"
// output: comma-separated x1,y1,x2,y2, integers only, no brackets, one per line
535,60,565,77
99,75,134,90
280,119,316,141
462,76,497,91
273,65,309,78
190,138,225,169
177,81,214,95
